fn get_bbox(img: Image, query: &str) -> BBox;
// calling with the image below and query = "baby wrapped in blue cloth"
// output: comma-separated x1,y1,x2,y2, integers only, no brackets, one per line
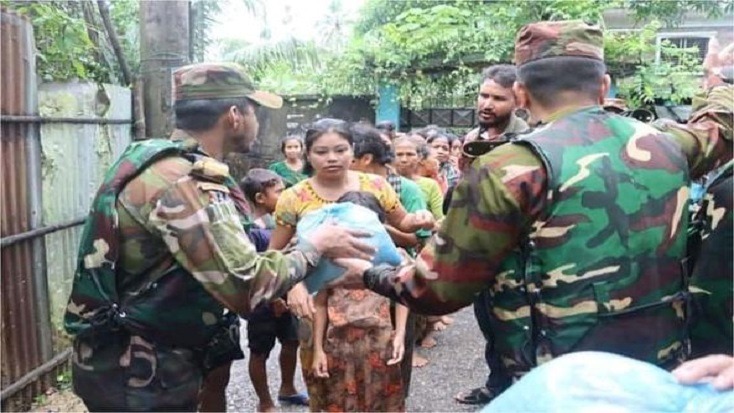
484,351,734,413
296,191,403,293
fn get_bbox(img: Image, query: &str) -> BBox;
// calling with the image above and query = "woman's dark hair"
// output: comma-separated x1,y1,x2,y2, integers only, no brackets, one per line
280,135,303,154
174,98,254,131
337,191,386,223
426,129,454,146
351,123,394,166
517,56,607,107
302,118,352,175
395,135,430,160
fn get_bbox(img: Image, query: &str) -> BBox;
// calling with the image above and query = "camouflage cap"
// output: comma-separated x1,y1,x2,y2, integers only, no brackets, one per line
514,20,604,66
173,63,283,109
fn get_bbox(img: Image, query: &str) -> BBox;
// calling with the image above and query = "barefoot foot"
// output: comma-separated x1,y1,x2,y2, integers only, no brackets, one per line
412,353,429,368
420,335,437,349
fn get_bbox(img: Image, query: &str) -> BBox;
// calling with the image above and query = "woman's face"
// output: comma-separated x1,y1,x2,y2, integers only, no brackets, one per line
451,138,463,159
283,138,303,161
307,132,353,178
419,151,440,177
394,141,419,177
430,137,450,164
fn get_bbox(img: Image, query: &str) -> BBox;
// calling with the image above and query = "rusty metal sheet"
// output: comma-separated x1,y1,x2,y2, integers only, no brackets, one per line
1,9,49,410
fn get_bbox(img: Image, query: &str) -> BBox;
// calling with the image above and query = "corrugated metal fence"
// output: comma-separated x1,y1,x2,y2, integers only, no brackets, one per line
1,9,132,410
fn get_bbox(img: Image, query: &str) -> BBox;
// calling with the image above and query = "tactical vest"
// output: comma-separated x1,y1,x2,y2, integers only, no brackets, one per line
488,107,691,377
64,139,248,349
688,160,733,357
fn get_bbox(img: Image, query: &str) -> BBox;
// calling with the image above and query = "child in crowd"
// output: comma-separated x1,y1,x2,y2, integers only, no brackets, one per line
311,191,409,412
269,135,308,188
240,169,308,412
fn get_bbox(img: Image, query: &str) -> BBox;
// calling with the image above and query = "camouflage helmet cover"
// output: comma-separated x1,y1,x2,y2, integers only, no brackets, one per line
514,20,604,66
173,62,283,109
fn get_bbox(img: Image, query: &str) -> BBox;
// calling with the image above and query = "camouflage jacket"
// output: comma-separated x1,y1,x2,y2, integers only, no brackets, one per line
486,107,690,376
688,160,733,357
366,101,732,376
64,133,321,348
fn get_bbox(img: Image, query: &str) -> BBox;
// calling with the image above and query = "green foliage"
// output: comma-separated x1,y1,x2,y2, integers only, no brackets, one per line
337,0,613,108
4,1,104,82
323,0,721,108
190,0,221,62
108,0,140,76
625,0,734,26
614,25,703,107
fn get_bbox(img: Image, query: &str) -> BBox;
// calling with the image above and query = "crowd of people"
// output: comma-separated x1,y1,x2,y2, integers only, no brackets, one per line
63,19,732,413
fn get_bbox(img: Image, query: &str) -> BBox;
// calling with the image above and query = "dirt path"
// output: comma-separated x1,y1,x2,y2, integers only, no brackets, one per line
32,307,487,412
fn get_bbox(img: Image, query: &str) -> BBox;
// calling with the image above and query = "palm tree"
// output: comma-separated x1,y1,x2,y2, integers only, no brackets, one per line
317,0,353,50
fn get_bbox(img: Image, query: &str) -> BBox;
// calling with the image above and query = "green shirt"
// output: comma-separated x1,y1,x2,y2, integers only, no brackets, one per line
398,176,431,240
416,177,444,219
268,160,307,188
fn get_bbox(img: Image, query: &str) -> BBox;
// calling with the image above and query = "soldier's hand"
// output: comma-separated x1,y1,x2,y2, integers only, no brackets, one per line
672,354,734,390
287,282,315,320
310,222,375,260
328,258,373,289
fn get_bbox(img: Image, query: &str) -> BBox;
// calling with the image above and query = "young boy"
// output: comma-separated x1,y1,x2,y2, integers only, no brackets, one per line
241,169,308,412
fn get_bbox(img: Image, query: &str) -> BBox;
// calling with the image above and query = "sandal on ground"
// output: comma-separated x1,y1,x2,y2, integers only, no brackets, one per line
278,393,309,406
454,387,498,405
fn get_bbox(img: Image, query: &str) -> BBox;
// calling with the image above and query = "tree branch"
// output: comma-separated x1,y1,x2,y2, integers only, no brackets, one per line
97,0,132,86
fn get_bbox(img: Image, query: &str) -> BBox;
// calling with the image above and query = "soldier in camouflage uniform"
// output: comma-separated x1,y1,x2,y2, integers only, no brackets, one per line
334,21,733,389
655,81,733,359
64,63,374,412
454,64,530,405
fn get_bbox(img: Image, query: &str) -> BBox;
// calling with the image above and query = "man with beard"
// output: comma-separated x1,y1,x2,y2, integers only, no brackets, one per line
464,65,529,145
453,64,530,405
63,63,374,412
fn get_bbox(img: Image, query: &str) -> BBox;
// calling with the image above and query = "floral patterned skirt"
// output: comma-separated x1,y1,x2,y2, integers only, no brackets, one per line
303,323,405,412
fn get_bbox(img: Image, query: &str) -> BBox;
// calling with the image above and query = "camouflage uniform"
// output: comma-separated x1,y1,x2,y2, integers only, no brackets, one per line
462,104,531,395
64,64,320,411
365,21,733,379
655,85,734,358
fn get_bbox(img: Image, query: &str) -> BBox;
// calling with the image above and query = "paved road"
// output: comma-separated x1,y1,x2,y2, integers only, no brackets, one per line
227,307,487,412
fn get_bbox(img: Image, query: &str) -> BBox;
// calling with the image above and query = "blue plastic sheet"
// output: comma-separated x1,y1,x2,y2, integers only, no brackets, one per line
296,202,402,293
484,351,734,413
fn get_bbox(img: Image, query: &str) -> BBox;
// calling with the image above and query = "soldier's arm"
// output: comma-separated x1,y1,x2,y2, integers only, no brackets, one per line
365,144,548,315
148,176,320,317
654,85,733,179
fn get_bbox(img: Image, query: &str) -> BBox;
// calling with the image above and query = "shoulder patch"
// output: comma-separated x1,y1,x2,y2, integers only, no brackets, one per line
196,182,230,194
191,158,230,183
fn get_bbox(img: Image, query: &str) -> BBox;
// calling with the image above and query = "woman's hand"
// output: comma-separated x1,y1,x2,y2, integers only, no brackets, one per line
287,282,315,319
387,332,405,365
409,210,436,231
672,354,734,391
312,349,330,378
